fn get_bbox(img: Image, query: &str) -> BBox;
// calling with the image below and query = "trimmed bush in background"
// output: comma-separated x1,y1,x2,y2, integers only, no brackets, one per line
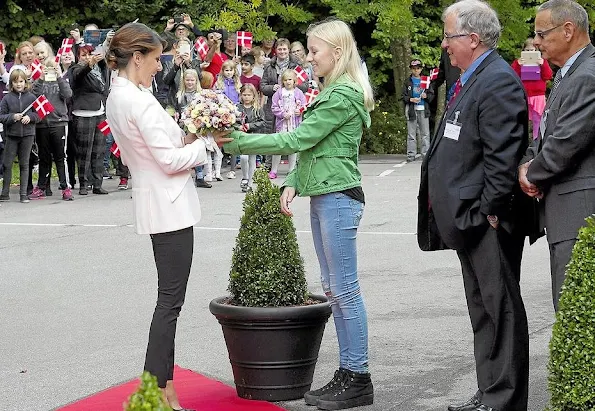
548,215,595,410
361,96,407,154
228,168,308,307
125,371,172,411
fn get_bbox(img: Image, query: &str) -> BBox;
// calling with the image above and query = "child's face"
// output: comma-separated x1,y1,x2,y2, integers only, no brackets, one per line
185,75,197,90
13,76,26,92
410,66,422,76
241,90,255,105
241,61,253,75
223,67,235,79
283,76,295,89
255,51,265,65
36,48,47,61
524,45,536,52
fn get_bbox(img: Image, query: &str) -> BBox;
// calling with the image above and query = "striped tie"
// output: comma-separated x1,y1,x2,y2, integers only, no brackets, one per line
551,69,562,93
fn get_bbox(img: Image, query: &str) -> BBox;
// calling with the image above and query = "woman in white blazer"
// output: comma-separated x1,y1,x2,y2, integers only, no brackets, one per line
105,23,230,411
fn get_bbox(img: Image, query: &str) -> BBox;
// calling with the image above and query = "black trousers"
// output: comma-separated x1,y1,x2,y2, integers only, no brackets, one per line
66,120,77,188
74,115,106,188
456,227,529,411
1,135,34,196
549,239,576,312
145,226,194,388
36,126,68,190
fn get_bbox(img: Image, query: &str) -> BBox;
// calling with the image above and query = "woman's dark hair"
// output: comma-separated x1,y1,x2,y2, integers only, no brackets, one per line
106,23,166,70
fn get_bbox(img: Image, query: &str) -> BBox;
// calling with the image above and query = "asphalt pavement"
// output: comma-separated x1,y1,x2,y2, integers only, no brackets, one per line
0,155,554,411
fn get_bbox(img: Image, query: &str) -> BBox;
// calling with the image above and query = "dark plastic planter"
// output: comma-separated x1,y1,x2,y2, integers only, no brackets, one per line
209,295,332,401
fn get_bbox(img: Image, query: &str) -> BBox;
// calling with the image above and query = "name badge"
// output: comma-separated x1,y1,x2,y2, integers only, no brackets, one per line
444,111,462,141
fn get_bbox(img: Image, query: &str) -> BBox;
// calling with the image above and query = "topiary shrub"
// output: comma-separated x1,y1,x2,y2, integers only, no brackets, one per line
228,168,308,307
548,215,595,411
124,371,172,411
360,96,407,154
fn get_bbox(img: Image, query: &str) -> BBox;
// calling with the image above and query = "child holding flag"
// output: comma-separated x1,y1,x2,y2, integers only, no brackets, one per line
0,69,41,203
401,59,434,162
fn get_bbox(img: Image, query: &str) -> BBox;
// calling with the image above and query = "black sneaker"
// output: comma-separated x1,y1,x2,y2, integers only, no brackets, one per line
92,187,109,195
20,195,30,203
316,370,373,410
0,194,10,201
103,169,113,180
45,187,53,197
304,368,348,405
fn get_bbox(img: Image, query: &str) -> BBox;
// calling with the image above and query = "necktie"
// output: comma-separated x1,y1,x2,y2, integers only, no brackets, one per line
448,78,462,107
551,69,562,93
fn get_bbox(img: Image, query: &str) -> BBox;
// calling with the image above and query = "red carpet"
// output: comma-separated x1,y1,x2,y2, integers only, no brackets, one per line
58,365,286,411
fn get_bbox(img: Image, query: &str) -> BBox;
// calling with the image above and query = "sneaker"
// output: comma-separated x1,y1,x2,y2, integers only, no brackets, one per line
92,187,109,195
20,195,30,203
29,186,46,200
118,178,128,190
304,369,348,405
240,179,249,192
215,174,223,181
62,187,74,201
316,370,374,410
268,171,277,179
103,169,113,180
226,171,236,179
0,194,10,201
195,178,212,188
45,187,53,197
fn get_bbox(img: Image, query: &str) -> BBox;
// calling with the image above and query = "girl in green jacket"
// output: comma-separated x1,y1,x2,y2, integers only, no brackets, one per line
221,17,375,410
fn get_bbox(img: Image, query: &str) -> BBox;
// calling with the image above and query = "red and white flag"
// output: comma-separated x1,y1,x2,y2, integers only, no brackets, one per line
294,66,308,85
97,119,111,136
110,142,120,158
32,95,55,119
429,67,439,81
236,31,253,47
30,59,43,80
55,38,75,64
194,37,209,60
305,88,320,106
420,76,431,89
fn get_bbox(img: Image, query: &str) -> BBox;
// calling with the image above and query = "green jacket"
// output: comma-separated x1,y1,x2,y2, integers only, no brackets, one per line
224,75,371,197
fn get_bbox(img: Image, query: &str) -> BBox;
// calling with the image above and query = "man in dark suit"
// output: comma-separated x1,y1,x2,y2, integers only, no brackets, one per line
428,48,461,136
417,1,530,410
519,0,595,312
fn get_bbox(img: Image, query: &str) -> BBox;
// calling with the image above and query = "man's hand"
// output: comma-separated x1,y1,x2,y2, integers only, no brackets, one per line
280,187,296,217
183,14,194,28
165,18,175,32
70,28,82,43
519,160,542,198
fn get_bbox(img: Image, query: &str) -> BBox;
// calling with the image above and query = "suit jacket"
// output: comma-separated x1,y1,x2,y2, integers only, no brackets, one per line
106,77,208,235
418,51,532,251
522,44,595,244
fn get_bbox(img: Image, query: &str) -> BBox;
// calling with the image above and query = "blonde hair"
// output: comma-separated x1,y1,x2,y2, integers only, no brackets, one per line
177,68,201,103
9,69,31,92
306,18,374,111
281,68,297,86
216,60,241,92
239,83,260,110
15,41,34,65
34,41,55,66
200,71,214,89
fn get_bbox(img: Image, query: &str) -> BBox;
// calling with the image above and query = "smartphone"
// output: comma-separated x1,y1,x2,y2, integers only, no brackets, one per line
521,50,541,65
174,15,184,23
178,42,191,55
44,68,57,82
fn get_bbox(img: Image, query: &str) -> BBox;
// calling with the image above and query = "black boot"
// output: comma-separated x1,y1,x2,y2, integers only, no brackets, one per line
316,370,373,410
304,368,347,405
195,178,212,188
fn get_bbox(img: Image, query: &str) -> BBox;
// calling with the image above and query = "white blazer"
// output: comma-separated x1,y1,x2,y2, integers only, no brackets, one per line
106,76,208,235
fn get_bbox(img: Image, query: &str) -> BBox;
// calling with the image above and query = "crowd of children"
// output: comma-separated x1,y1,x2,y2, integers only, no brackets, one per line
0,20,319,203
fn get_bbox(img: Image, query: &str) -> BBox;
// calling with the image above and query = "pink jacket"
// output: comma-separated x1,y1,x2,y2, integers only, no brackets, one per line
271,87,306,132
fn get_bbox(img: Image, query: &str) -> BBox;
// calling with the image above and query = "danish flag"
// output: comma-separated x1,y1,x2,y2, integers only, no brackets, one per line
110,142,121,158
55,38,74,64
30,59,43,80
194,37,209,60
97,120,111,136
429,67,439,81
420,76,431,89
305,88,319,106
32,95,55,119
236,31,253,47
294,66,308,85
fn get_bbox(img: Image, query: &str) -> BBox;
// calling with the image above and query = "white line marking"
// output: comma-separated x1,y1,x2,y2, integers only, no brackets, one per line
378,169,394,177
0,222,415,235
393,161,407,168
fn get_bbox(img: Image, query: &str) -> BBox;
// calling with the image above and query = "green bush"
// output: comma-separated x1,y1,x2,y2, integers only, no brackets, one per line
228,168,308,307
361,97,407,154
124,371,172,411
548,215,595,410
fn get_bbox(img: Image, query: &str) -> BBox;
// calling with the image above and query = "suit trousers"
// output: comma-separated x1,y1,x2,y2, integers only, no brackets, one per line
456,227,529,411
145,226,194,388
549,239,576,312
74,115,106,188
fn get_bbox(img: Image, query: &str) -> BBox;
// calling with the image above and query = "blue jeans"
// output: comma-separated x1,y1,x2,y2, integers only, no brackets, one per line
310,192,369,373
104,132,114,170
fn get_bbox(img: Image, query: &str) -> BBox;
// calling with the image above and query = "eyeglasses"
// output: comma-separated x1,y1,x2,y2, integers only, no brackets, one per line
443,33,470,41
534,24,563,39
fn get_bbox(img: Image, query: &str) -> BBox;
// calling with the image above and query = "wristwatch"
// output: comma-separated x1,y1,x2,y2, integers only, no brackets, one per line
487,215,499,224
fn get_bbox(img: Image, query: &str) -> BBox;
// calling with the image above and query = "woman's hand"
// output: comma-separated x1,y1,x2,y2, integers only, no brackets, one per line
21,115,31,124
13,113,23,121
212,129,234,146
174,53,183,67
280,187,296,217
184,133,198,145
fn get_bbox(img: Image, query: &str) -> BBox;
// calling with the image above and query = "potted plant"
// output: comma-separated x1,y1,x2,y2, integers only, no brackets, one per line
209,168,332,401
548,215,595,410
125,371,172,411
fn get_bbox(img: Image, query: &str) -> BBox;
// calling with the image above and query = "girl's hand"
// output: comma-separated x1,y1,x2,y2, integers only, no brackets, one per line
212,129,234,146
21,115,31,124
538,57,544,65
280,186,296,217
13,113,23,121
242,123,249,132
273,84,280,91
284,112,292,120
294,108,301,115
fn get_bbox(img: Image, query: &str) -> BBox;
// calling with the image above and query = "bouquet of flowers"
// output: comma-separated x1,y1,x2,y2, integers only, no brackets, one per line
180,89,240,135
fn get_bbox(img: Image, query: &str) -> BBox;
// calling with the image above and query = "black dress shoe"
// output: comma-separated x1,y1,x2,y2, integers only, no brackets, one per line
92,187,109,195
448,393,481,411
79,187,88,195
474,405,498,411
